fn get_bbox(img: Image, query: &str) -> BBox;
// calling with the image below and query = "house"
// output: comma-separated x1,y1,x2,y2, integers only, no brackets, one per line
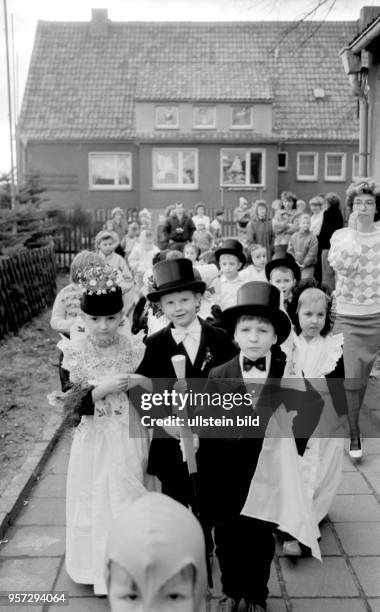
17,9,359,212
340,6,380,182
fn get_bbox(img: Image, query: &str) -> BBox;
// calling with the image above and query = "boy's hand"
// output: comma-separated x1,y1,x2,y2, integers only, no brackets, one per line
173,379,188,394
162,424,182,440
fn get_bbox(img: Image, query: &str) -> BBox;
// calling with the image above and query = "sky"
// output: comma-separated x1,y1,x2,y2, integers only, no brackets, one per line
0,0,369,174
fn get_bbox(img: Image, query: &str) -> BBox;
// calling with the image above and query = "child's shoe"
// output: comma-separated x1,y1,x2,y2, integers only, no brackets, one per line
282,539,302,557
349,438,363,460
216,595,239,611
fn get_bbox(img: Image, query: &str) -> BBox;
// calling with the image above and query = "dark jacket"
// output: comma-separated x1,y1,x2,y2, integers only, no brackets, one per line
318,207,344,251
164,214,196,244
196,346,324,518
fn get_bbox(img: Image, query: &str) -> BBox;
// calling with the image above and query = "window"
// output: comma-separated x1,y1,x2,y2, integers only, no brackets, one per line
297,152,318,181
324,153,346,181
278,152,288,171
220,149,265,187
231,106,253,129
89,153,132,190
152,149,198,189
352,153,360,180
193,105,216,129
155,106,179,129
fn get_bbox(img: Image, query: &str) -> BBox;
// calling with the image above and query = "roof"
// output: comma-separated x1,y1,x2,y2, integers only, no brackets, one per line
346,11,380,52
18,19,359,142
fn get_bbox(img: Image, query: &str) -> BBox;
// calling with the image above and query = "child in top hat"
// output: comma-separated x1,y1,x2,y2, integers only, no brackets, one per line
265,252,300,313
210,239,246,311
106,493,207,612
52,265,153,595
196,281,324,612
135,258,238,507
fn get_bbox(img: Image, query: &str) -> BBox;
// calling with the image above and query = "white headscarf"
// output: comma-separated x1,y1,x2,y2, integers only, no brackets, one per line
105,493,207,611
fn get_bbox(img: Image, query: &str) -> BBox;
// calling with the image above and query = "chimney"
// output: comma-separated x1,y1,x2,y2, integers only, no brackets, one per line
90,8,109,36
359,6,380,32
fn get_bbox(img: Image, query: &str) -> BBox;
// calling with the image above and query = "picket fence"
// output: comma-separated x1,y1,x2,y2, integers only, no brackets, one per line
54,207,238,269
0,246,56,340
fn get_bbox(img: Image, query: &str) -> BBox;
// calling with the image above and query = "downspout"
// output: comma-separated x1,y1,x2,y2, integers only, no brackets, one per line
347,72,369,177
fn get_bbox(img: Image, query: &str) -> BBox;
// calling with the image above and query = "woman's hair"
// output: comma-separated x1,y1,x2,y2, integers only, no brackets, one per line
289,279,334,336
111,207,125,219
281,191,297,208
195,202,205,214
345,179,380,221
70,250,104,283
166,249,183,261
309,195,324,208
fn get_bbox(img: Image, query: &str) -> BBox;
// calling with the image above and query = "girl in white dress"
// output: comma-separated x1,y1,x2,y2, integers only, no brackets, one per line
57,265,153,595
283,281,348,554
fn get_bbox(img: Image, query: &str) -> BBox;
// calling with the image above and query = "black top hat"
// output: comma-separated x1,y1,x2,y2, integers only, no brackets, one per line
214,239,246,266
146,258,206,302
221,281,291,345
265,253,301,282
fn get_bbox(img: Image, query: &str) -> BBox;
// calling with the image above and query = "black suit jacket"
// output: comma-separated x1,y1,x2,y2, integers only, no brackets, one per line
196,346,324,518
135,317,238,479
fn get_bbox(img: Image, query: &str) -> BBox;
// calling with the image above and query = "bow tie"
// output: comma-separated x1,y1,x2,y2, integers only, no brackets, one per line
242,356,266,372
171,327,201,345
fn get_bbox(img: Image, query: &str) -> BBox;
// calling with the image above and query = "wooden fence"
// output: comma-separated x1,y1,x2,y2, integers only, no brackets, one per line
53,207,238,270
0,246,56,340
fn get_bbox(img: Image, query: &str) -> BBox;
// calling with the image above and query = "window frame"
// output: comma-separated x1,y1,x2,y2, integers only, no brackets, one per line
88,152,132,191
352,152,360,180
155,105,179,130
152,148,199,190
192,105,216,130
220,148,266,188
296,152,319,181
230,105,254,129
278,151,288,172
324,152,346,182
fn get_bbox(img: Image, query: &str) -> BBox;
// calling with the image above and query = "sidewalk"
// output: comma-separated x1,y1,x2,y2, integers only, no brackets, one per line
0,386,380,611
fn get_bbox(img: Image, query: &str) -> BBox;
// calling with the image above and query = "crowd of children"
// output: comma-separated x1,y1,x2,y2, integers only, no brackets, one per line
48,179,380,611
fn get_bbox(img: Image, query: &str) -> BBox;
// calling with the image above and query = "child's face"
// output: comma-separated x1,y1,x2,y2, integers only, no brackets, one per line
196,206,205,216
108,562,194,612
99,238,115,256
250,248,267,270
310,202,321,215
299,215,311,231
234,316,277,359
158,215,166,224
113,213,123,224
160,291,199,328
184,245,197,263
257,206,267,220
270,269,295,296
298,298,326,340
219,254,241,279
83,311,123,342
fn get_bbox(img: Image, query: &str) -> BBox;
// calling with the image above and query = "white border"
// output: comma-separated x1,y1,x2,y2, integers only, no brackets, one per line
152,148,199,190
220,148,266,188
278,151,288,172
324,152,346,182
230,105,253,129
88,152,132,190
193,105,216,129
352,152,360,180
155,105,179,130
297,152,318,181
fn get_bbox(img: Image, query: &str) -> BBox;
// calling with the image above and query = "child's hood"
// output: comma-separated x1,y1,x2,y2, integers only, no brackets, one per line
105,492,207,610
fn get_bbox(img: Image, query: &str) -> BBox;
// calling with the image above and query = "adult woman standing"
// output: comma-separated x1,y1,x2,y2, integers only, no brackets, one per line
329,180,380,459
318,193,344,288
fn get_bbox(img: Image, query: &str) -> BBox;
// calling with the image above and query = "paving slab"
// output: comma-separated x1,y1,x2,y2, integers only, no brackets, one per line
350,557,380,597
32,474,67,498
0,557,61,591
342,454,358,472
368,599,380,612
337,472,372,495
0,525,65,557
334,522,380,556
290,598,367,612
16,498,66,526
279,557,359,597
55,566,95,598
318,523,341,556
329,495,380,522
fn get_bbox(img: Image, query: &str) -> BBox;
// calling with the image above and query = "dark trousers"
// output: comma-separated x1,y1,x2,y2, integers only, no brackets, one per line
214,515,275,607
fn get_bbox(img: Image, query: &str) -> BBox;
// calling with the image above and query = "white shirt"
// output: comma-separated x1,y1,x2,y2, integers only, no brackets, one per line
171,317,201,364
192,214,210,230
239,266,267,282
211,274,244,311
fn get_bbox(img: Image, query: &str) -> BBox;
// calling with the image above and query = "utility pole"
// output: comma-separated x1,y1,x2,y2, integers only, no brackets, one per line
3,0,17,210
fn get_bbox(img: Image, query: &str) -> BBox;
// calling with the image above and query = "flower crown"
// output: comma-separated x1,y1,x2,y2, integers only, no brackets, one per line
78,265,121,296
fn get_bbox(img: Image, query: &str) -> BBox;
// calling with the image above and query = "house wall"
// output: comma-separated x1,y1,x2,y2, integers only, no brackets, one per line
23,142,139,210
368,45,380,182
138,143,278,210
277,142,359,204
135,102,273,134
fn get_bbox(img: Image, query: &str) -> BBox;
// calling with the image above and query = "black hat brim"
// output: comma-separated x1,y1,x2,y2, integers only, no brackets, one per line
147,280,206,302
221,304,291,346
215,248,246,266
265,257,301,282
